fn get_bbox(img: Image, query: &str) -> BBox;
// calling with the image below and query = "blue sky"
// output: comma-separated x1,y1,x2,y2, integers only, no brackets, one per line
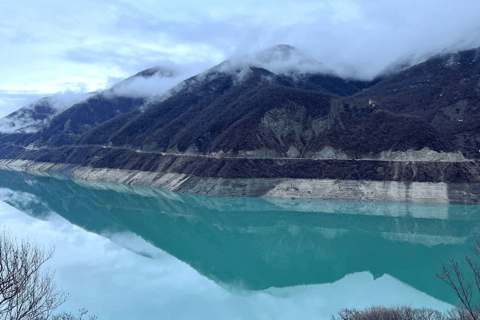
1,0,480,117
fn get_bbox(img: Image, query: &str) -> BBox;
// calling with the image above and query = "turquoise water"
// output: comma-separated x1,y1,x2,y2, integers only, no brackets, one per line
0,169,479,319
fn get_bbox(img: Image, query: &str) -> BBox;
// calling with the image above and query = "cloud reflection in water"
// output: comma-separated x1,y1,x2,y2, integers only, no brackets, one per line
0,196,452,320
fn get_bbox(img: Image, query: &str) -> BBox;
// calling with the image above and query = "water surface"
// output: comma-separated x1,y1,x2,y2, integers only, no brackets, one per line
0,169,477,319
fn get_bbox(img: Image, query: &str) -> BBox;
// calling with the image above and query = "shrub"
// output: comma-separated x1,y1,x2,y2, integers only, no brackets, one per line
332,306,448,320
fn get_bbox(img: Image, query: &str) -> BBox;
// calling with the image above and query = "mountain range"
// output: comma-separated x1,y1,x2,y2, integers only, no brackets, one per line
1,44,480,203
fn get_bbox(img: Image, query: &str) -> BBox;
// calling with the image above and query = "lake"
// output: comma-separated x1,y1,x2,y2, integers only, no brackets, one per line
0,169,477,319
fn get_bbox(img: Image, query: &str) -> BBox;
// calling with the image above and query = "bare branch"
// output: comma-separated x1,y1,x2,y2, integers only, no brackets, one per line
0,228,68,320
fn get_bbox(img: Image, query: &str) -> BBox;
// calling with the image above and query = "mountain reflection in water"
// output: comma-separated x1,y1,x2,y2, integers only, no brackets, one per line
1,169,479,307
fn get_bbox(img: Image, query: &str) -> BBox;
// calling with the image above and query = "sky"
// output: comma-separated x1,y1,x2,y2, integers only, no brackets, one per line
1,0,480,117
0,187,452,320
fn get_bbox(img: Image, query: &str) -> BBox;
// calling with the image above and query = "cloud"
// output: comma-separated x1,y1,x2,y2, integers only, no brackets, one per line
220,44,333,76
1,0,480,119
49,91,93,111
198,0,480,79
282,0,480,79
0,92,47,119
0,91,92,133
105,69,185,99
103,63,210,99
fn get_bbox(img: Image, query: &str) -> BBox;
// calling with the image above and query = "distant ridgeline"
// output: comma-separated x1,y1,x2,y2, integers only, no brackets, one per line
1,45,480,204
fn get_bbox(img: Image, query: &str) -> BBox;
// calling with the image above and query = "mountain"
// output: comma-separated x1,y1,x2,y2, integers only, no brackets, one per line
1,45,480,204
25,66,180,148
0,97,60,135
78,67,354,151
0,66,178,149
0,92,98,147
76,46,379,153
345,47,480,159
1,45,375,152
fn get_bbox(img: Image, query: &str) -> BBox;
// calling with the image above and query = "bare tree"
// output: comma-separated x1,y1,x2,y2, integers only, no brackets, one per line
437,238,480,320
0,228,69,320
332,306,448,320
49,308,98,320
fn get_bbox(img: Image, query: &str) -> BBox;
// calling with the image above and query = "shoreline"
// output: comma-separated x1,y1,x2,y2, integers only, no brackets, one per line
1,158,479,205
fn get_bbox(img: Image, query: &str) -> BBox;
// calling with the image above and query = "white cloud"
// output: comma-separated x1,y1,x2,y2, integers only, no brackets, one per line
102,63,210,100
222,44,332,76
106,72,185,99
1,0,480,117
0,91,92,133
49,91,93,111
0,93,49,119
289,0,480,79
